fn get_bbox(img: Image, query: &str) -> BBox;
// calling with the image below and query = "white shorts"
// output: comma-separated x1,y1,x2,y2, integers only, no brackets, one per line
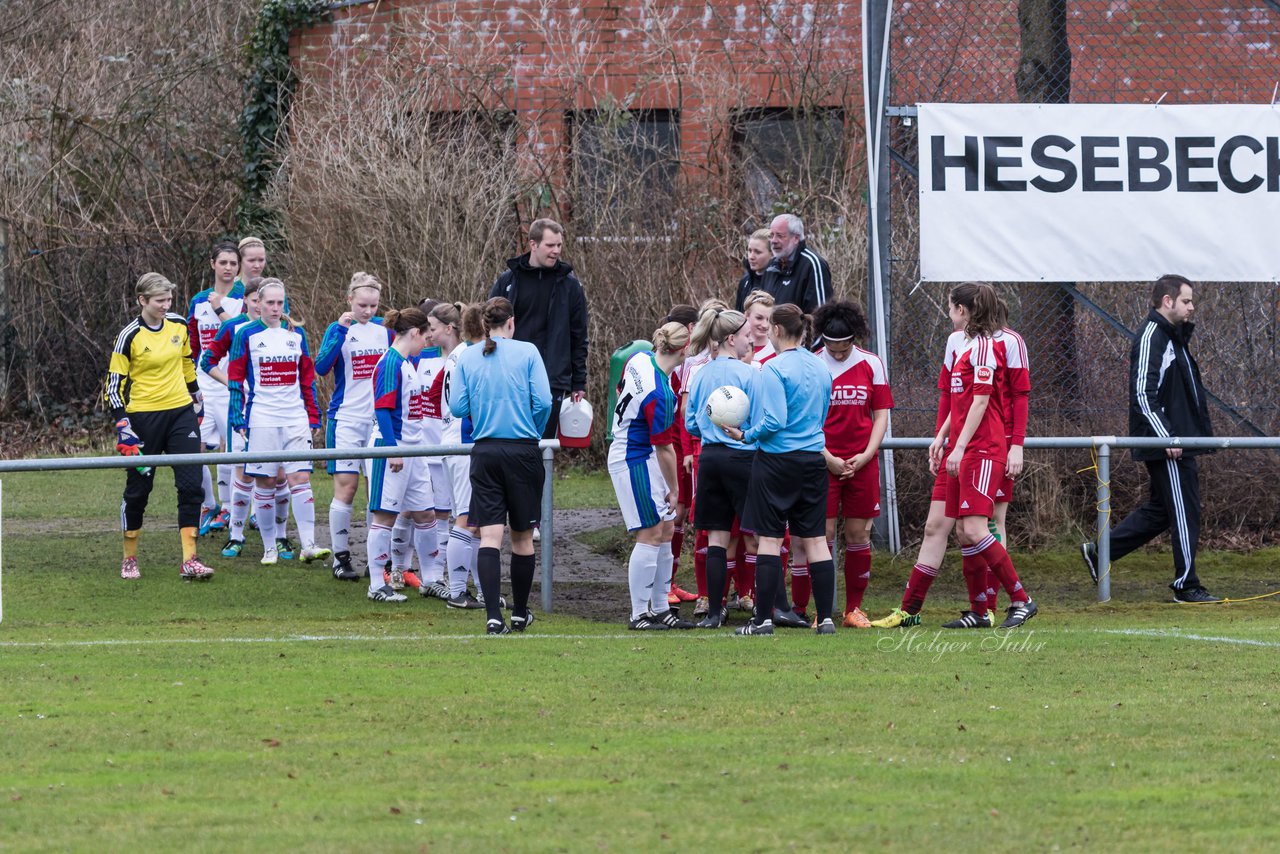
428,460,452,512
368,454,433,514
245,423,313,476
609,456,675,532
199,384,231,449
444,454,472,519
327,418,375,475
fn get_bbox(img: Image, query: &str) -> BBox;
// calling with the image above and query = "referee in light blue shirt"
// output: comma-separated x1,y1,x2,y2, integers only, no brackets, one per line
723,303,836,636
449,297,552,635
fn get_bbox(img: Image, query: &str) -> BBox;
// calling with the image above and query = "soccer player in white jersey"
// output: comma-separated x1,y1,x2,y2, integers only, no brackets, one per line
365,307,438,603
186,242,244,536
227,279,331,566
610,322,694,630
813,300,893,628
410,298,451,593
315,272,393,581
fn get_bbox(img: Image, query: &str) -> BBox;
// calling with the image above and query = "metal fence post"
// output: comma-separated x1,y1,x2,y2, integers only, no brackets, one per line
540,443,555,613
1095,438,1112,603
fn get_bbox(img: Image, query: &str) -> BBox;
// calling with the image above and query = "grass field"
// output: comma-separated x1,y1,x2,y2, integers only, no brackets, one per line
3,468,1280,852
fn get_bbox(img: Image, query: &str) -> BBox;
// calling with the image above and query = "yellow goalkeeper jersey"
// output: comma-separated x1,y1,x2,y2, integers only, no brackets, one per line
105,313,197,417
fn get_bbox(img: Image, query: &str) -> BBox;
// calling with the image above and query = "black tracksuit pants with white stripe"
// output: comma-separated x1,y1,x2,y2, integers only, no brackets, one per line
1109,456,1201,591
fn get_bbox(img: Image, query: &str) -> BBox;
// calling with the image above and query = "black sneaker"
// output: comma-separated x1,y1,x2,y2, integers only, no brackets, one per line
332,551,360,582
734,620,774,636
420,580,450,600
486,618,510,635
814,618,837,635
942,610,993,629
1172,586,1221,604
773,608,809,629
446,591,483,609
1080,542,1099,585
628,614,671,631
696,608,728,629
652,610,695,630
999,600,1039,628
511,610,536,632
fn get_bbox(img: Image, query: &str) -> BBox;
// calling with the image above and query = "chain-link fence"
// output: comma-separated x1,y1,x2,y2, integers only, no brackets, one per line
884,0,1280,546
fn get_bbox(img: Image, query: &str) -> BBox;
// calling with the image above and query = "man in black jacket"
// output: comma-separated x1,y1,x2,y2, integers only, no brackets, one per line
1081,274,1220,603
757,213,832,314
489,218,589,439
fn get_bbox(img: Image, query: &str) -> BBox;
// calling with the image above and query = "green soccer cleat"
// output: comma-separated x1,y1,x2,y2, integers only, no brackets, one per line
869,607,921,629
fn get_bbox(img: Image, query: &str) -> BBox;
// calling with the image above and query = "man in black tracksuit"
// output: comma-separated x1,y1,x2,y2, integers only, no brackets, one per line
753,213,832,314
489,218,589,439
1082,274,1219,603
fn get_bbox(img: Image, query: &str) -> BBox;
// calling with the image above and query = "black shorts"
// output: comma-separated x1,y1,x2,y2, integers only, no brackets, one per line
469,439,544,531
693,443,753,532
741,450,827,539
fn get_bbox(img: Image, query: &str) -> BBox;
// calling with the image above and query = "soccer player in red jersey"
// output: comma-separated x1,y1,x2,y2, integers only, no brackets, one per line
934,283,1037,629
813,301,893,629
983,300,1031,613
663,304,702,607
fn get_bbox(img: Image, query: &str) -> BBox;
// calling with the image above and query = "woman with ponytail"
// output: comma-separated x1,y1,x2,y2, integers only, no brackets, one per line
609,322,693,630
448,297,552,634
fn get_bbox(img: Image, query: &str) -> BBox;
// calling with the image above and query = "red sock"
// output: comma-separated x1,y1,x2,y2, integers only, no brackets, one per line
738,553,755,598
976,536,1029,604
694,530,708,597
791,563,811,611
959,552,990,614
670,523,684,584
844,542,872,612
985,568,1000,613
900,563,938,614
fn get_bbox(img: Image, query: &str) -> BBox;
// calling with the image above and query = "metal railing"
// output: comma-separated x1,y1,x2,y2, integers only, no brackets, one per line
0,440,562,613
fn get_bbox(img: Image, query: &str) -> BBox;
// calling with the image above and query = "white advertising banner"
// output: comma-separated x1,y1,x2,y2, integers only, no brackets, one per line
917,103,1280,282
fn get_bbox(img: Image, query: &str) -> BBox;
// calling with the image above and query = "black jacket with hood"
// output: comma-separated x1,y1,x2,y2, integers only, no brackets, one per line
489,253,589,393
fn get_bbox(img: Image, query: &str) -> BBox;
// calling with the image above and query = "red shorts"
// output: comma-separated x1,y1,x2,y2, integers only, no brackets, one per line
994,475,1015,504
945,456,1005,520
677,462,693,508
826,459,881,519
930,467,949,503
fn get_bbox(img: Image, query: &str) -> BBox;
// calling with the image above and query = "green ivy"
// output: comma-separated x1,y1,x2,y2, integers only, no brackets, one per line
237,0,331,235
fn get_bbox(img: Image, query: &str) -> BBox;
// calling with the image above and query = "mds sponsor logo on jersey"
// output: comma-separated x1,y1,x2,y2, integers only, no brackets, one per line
830,385,870,406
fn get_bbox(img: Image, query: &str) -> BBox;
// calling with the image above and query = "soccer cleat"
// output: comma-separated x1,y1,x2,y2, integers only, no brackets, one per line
737,593,754,613
420,580,450,600
815,618,837,635
331,551,359,581
198,506,222,537
275,538,297,560
476,590,507,610
486,618,510,635
179,558,215,580
1173,586,1221,604
446,591,484,609
999,599,1040,627
210,507,230,532
693,596,710,617
696,608,728,629
368,585,408,603
653,610,695,630
667,589,681,606
842,608,872,629
221,539,244,558
725,592,740,612
671,584,698,602
532,526,541,543
628,614,672,631
987,610,998,627
260,548,279,566
869,608,922,629
388,569,405,590
773,608,809,629
943,610,993,629
300,546,332,564
248,513,259,530
1080,542,1099,585
121,556,140,580
401,570,423,589
511,610,536,632
734,620,774,636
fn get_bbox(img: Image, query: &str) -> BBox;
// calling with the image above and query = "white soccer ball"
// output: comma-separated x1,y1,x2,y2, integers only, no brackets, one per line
707,385,749,428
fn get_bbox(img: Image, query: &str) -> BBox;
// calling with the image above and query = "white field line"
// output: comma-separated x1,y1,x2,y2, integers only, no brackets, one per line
1,626,1279,650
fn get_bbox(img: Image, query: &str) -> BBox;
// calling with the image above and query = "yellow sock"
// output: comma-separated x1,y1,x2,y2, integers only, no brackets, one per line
123,529,140,559
181,527,197,562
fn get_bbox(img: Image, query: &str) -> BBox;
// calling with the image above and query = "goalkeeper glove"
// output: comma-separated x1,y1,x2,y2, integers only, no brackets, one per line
192,391,205,425
116,419,143,457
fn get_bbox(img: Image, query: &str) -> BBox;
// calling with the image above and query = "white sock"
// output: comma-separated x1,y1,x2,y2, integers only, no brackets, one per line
390,513,413,571
467,534,480,587
628,542,661,620
274,482,290,532
429,517,448,579
201,465,216,510
447,527,474,596
216,464,233,506
414,521,441,582
367,523,392,592
253,487,277,551
229,478,252,542
290,483,317,549
651,542,674,615
329,499,353,554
